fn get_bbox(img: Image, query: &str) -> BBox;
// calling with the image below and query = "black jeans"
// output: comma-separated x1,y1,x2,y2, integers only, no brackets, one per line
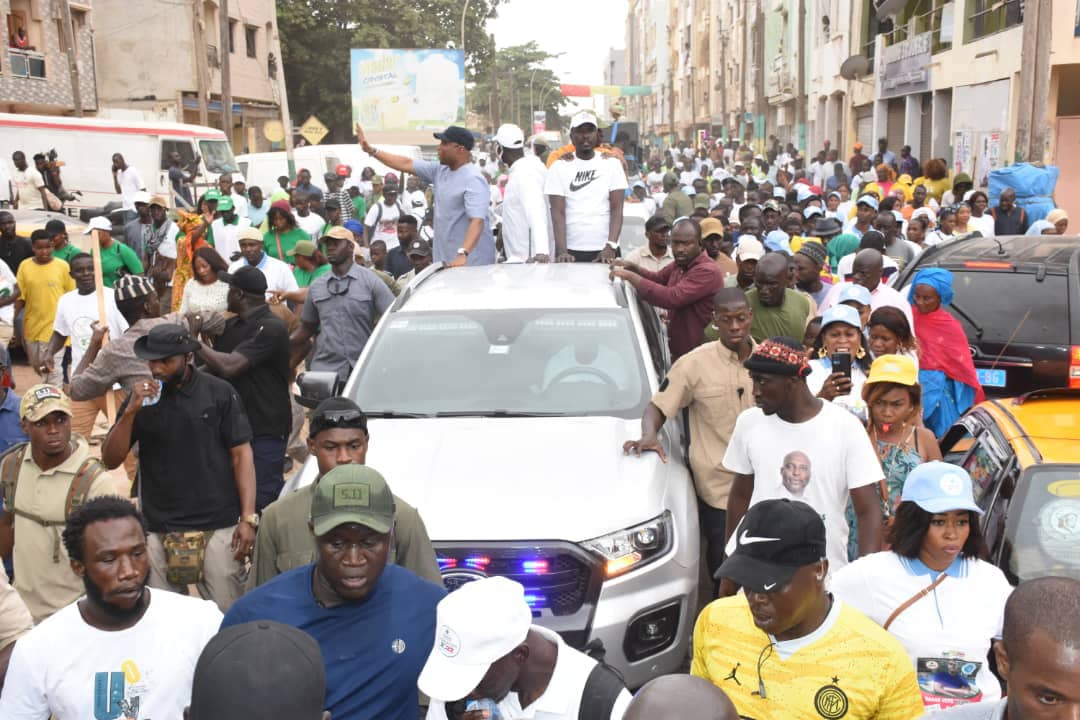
698,499,728,581
251,434,287,513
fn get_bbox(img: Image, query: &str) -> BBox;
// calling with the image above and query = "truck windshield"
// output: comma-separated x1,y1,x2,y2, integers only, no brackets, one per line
350,309,650,418
198,139,239,174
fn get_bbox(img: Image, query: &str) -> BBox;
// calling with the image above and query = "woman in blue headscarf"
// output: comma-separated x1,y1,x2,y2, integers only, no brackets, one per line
908,268,985,435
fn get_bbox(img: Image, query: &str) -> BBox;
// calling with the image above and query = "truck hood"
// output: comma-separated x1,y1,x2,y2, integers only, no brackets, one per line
362,416,676,542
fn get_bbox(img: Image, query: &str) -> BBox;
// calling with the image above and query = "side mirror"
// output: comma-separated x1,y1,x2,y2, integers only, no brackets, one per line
295,371,340,409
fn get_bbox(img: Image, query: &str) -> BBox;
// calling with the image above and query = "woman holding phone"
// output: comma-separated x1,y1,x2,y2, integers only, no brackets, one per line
807,305,873,420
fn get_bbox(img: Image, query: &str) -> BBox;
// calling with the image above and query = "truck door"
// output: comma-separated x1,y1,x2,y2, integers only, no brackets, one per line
160,138,197,208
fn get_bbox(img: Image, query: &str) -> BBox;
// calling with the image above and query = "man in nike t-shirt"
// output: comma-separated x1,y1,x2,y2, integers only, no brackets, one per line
544,111,628,263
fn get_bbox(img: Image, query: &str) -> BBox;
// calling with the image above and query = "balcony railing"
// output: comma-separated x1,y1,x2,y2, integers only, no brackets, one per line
8,49,46,78
883,2,953,54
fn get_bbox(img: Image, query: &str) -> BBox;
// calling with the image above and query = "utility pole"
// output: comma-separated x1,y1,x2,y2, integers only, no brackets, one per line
58,0,82,116
192,0,209,126
796,0,806,150
755,0,766,151
219,0,234,145
1029,0,1052,162
741,0,749,142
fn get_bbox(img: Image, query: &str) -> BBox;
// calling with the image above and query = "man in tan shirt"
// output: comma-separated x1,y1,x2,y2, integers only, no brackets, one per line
623,216,675,272
0,385,118,623
623,287,754,583
0,563,31,688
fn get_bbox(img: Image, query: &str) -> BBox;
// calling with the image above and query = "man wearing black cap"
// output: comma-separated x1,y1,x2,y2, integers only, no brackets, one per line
223,463,445,720
384,215,419,278
194,266,291,513
721,337,884,580
44,219,79,264
101,323,257,611
356,122,495,267
622,215,674,271
395,237,433,289
692,498,923,720
249,397,440,588
185,620,328,720
545,110,628,263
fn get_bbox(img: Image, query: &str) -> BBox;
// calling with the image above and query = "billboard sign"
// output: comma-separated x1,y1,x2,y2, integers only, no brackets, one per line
350,49,465,132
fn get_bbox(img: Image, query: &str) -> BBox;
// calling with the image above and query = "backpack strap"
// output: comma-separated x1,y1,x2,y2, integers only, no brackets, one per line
65,457,107,520
577,663,627,720
0,443,28,513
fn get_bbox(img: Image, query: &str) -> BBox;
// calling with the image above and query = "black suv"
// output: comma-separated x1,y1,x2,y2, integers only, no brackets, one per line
893,235,1080,397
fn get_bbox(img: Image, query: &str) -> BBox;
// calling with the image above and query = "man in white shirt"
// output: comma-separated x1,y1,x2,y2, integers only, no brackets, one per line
419,577,631,720
818,249,914,329
10,151,45,210
545,111,627,263
42,252,129,438
226,173,249,221
0,497,223,720
363,183,405,250
721,337,884,586
493,123,552,263
229,227,299,297
111,152,145,213
292,191,326,242
210,196,252,263
623,215,674,271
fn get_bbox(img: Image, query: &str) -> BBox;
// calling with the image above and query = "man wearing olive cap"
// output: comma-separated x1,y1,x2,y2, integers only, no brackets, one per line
223,463,445,720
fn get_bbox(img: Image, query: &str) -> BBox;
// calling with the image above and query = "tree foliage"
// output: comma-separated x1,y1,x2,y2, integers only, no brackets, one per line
278,0,502,142
469,42,568,135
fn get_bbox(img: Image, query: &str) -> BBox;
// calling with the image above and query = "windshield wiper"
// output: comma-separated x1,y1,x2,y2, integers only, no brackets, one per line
364,411,431,418
949,301,984,342
434,410,569,418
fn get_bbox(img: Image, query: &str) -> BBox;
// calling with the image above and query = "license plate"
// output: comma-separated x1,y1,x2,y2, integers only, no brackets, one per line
977,369,1008,388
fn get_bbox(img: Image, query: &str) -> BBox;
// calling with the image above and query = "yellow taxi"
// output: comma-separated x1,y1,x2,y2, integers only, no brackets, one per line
940,388,1080,584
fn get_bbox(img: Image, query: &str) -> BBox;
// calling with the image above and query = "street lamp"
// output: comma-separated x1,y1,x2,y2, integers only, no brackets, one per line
529,67,542,131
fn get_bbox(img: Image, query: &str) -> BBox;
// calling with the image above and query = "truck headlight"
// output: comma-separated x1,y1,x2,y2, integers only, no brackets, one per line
581,512,673,578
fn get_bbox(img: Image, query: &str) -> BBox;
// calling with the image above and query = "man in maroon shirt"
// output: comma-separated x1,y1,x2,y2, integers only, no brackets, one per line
611,218,724,361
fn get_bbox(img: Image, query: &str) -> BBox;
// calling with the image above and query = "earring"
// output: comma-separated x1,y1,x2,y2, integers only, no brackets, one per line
818,346,828,359
855,346,866,359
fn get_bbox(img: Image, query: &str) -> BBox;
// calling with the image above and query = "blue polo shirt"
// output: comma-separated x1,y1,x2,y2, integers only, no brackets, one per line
222,563,445,720
0,389,27,456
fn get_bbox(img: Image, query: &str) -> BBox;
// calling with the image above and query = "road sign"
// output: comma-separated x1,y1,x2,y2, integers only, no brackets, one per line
263,120,285,142
299,115,329,145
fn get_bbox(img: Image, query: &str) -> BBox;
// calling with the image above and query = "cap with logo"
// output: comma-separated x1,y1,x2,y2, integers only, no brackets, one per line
20,384,72,422
188,620,326,720
821,304,861,331
803,206,824,220
901,461,983,515
83,216,112,234
310,464,396,536
205,189,223,202
418,577,533,702
715,498,826,590
570,111,599,130
493,123,525,150
287,240,318,258
216,196,235,213
220,266,268,295
113,274,156,302
837,283,873,307
406,240,432,258
433,126,475,151
133,323,201,361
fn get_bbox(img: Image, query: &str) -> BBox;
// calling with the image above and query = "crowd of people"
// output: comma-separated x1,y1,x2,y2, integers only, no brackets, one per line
0,122,1074,720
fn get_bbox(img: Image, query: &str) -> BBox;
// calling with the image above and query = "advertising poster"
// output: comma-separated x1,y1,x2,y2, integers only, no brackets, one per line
350,49,465,131
953,130,973,176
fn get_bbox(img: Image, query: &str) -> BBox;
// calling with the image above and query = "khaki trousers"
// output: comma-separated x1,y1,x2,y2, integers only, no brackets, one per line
147,526,246,613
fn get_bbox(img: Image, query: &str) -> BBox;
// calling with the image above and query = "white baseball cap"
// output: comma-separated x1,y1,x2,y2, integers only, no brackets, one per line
417,577,533,702
735,236,766,261
132,190,153,206
232,173,247,184
493,123,524,150
83,216,112,234
570,111,599,130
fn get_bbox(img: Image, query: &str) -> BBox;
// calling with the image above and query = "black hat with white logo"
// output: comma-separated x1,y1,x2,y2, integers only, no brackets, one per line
715,499,826,591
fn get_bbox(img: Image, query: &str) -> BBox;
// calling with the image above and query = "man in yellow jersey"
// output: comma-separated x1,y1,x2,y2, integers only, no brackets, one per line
692,499,924,720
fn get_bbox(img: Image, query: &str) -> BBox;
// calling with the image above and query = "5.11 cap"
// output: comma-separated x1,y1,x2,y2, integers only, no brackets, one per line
310,464,396,536
716,499,827,591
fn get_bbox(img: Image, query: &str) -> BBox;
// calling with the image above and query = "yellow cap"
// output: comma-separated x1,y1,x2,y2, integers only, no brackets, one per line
20,384,73,421
322,226,353,242
865,354,918,387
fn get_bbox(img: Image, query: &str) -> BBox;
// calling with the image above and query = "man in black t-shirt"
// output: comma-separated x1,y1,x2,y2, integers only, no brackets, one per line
101,323,257,612
194,267,291,512
0,211,33,273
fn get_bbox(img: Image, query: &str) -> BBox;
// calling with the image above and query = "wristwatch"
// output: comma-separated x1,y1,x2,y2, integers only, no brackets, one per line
605,241,619,251
457,247,470,256
239,514,260,529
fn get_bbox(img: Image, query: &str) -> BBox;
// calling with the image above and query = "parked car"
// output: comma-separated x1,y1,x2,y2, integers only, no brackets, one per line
293,263,700,688
894,235,1080,397
11,209,89,251
939,388,1080,584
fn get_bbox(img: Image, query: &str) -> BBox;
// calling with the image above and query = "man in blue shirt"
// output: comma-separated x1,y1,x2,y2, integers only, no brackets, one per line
355,123,495,267
221,463,445,720
0,348,27,453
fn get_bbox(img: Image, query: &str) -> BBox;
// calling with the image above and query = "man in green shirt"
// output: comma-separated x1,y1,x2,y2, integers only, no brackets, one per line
287,240,330,288
81,216,144,287
247,397,442,590
661,173,693,223
45,219,80,263
348,185,366,220
746,252,813,343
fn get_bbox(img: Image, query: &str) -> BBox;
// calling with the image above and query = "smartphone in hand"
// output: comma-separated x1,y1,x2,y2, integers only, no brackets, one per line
831,351,852,379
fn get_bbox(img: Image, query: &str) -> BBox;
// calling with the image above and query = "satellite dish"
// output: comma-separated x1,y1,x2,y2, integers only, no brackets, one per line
839,55,870,80
874,0,907,19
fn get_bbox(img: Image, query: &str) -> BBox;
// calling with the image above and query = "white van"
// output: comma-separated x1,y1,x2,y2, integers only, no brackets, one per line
0,113,237,209
236,143,422,195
